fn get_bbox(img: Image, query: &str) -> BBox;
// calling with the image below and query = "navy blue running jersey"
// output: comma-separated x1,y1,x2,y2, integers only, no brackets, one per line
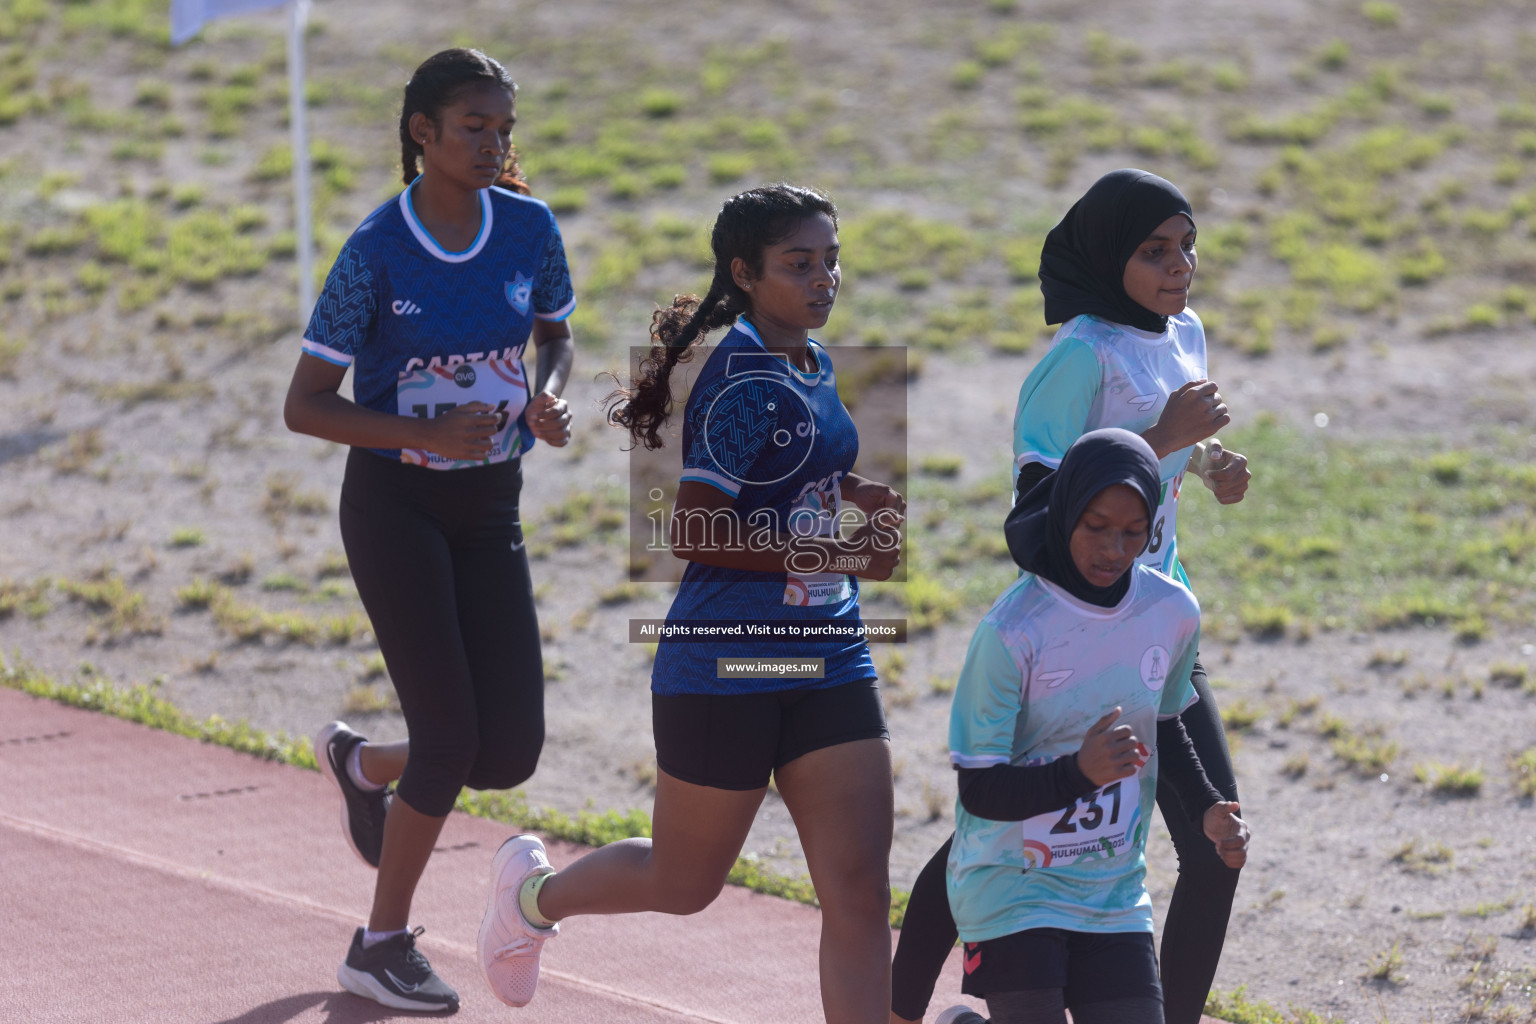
302,183,576,468
653,320,877,696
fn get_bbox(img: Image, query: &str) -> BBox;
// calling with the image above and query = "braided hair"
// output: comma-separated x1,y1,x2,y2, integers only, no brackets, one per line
398,48,529,194
607,184,838,451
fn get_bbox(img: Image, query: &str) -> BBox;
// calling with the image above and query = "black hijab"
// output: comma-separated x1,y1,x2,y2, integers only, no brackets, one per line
1039,168,1194,334
1005,428,1162,607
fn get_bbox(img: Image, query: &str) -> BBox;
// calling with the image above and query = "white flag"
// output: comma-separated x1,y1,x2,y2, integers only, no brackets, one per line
171,0,288,45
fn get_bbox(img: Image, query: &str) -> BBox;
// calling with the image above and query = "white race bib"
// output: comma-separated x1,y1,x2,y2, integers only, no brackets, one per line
1137,472,1183,573
1019,770,1142,871
395,355,528,470
783,482,852,606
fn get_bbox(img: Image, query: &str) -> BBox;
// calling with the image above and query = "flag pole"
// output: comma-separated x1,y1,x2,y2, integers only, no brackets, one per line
287,0,314,322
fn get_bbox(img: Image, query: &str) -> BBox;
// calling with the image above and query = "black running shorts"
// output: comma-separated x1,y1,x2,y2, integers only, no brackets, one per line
960,928,1161,1004
652,678,889,790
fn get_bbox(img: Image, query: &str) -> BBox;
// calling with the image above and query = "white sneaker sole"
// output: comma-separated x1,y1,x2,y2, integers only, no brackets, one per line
337,962,456,1012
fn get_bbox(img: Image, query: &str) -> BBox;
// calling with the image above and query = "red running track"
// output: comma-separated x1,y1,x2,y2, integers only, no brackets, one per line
0,688,1224,1023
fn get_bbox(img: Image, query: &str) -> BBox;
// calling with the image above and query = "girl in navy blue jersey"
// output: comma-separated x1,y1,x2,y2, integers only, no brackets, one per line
476,184,904,1024
283,48,575,1013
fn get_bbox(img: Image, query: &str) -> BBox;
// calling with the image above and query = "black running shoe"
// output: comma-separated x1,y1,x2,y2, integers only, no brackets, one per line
935,1007,988,1024
315,720,390,868
337,926,460,1012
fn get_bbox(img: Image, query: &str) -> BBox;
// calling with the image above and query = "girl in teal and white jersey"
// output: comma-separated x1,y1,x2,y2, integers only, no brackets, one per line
1013,168,1249,584
945,429,1248,1024
892,169,1251,1024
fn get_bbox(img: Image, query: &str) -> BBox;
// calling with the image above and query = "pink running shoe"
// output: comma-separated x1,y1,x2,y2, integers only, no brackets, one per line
478,834,558,1007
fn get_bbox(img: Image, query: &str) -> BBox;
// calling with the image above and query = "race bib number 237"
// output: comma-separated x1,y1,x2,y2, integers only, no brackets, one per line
1019,769,1142,871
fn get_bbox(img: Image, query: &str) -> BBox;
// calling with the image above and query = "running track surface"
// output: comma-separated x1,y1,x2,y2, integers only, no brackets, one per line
0,688,1225,1023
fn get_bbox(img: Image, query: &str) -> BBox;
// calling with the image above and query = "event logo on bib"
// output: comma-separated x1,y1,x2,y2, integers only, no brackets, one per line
505,273,532,314
1140,645,1169,690
454,365,477,388
1021,839,1053,871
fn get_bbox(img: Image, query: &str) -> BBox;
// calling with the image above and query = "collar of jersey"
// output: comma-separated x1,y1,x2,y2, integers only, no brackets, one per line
398,181,492,264
1034,571,1140,619
1115,317,1174,346
732,318,824,384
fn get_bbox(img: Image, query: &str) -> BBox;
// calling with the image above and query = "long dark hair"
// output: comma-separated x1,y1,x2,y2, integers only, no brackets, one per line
606,183,838,450
399,48,529,194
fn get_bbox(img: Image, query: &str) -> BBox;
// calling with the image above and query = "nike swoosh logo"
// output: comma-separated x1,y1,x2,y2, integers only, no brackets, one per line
384,969,421,993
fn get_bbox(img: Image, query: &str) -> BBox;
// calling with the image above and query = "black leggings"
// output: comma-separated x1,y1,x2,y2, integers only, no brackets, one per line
890,658,1240,1024
987,991,1162,1024
340,448,545,818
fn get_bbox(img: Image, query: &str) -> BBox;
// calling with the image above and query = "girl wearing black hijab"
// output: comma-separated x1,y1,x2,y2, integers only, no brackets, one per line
939,429,1248,1024
893,171,1251,1024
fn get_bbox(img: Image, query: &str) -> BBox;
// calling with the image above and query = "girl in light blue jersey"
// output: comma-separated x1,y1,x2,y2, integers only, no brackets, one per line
476,184,905,1022
895,170,1251,1024
284,49,575,1014
943,429,1248,1024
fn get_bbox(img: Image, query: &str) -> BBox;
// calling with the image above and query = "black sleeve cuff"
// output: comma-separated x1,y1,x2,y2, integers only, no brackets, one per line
956,754,1101,822
1014,461,1054,507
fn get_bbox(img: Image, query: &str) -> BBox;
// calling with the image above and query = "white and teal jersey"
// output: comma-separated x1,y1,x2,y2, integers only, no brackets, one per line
946,565,1200,942
1011,311,1207,584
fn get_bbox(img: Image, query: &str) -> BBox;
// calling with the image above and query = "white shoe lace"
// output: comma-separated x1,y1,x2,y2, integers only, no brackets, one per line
492,936,538,961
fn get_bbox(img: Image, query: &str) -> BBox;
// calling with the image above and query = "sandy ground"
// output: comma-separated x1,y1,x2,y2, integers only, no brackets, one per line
3,0,1535,1020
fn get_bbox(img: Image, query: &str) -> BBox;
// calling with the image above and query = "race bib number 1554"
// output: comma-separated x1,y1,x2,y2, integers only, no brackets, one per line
396,356,528,470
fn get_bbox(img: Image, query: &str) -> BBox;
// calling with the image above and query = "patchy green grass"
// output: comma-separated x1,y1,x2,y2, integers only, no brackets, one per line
57,574,163,640
1205,986,1344,1024
169,526,205,548
1459,898,1514,919
1391,838,1453,875
1220,698,1263,733
532,487,627,550
341,681,397,714
0,578,51,620
1180,422,1536,636
1331,729,1399,777
260,473,328,525
1510,747,1536,798
175,578,225,610
2,2,1534,395
1362,941,1405,983
185,589,368,647
1413,761,1484,796
918,453,964,477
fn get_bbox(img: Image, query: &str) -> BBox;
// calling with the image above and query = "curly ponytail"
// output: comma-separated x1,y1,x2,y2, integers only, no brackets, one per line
606,183,838,450
398,48,530,195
